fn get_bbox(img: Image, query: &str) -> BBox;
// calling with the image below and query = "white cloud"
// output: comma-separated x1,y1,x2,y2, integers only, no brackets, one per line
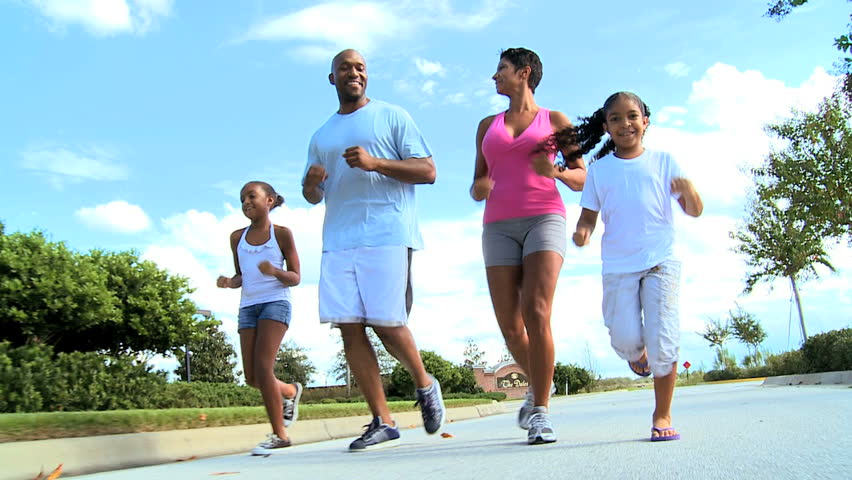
445,92,466,104
241,0,509,60
75,200,152,233
664,61,690,78
415,57,445,76
654,106,687,125
28,0,173,36
21,145,128,188
488,94,508,113
422,80,437,96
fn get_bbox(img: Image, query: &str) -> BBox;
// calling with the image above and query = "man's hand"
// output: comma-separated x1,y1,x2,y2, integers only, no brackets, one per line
343,146,380,171
216,275,234,288
671,177,695,196
304,164,328,188
573,228,591,247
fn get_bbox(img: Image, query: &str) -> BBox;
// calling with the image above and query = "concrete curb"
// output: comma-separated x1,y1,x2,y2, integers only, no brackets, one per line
762,370,852,386
0,402,507,480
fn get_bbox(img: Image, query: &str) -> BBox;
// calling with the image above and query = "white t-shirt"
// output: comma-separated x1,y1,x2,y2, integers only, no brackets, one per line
303,100,432,252
579,149,684,275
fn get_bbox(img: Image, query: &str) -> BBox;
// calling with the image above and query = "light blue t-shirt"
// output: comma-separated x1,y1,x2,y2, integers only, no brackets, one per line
579,149,684,275
304,100,433,252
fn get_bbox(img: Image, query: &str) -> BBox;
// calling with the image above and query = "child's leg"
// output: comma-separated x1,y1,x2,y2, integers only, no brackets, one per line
253,319,291,439
602,271,644,364
641,260,682,438
239,330,297,399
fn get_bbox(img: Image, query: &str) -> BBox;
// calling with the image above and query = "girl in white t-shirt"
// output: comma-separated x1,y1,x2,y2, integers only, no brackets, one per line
546,92,703,442
217,181,303,455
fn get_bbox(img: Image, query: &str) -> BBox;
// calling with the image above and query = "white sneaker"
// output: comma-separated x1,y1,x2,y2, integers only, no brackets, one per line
251,433,292,455
518,384,557,430
527,407,557,445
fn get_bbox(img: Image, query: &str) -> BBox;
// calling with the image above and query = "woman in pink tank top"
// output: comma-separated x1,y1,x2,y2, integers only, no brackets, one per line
470,48,586,445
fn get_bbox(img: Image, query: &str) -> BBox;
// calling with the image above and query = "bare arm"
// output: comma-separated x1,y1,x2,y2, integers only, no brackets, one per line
470,116,496,201
672,178,704,217
302,164,327,205
216,229,243,288
259,226,301,286
551,110,586,191
573,208,599,247
343,146,436,184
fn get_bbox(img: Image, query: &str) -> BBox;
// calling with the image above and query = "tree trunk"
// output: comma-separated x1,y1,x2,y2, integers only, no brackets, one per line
790,275,807,341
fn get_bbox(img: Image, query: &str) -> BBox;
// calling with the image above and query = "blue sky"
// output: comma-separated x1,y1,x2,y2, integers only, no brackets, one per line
1,0,850,383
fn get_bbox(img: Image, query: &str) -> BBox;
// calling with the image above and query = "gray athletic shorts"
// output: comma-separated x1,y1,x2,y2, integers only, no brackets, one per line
482,213,567,267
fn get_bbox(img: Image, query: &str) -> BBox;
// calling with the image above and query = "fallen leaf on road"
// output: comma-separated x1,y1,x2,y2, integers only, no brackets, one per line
176,456,198,462
209,472,240,476
407,424,416,429
32,464,63,480
440,432,453,438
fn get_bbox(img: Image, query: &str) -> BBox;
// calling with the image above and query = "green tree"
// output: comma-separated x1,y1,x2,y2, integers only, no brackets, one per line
552,362,593,395
174,321,238,383
767,0,852,73
752,83,852,242
387,351,480,397
701,317,737,370
273,340,317,386
0,227,210,355
0,228,118,351
728,306,768,368
462,337,487,367
330,329,397,385
731,195,834,341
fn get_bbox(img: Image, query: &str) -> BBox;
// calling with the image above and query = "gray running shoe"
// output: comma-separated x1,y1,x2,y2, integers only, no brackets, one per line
415,374,446,434
527,407,557,445
518,384,557,430
349,417,401,451
251,433,292,455
283,382,303,427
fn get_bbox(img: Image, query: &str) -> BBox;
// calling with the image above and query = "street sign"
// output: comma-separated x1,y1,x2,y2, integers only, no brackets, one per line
683,361,691,369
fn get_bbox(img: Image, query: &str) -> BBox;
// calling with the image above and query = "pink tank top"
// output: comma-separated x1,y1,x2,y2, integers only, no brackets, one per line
481,108,566,224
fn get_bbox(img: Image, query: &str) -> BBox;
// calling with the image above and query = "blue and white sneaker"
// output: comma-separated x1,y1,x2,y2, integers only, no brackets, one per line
283,382,303,427
527,406,557,445
349,417,401,451
415,374,446,434
518,384,557,430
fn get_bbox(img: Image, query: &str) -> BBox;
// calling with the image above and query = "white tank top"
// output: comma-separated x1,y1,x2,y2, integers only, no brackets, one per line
238,223,291,308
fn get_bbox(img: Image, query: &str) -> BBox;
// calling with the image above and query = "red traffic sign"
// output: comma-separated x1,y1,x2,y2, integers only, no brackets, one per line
683,361,691,369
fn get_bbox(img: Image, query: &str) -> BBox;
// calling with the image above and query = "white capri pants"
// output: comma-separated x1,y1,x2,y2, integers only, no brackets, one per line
602,260,681,377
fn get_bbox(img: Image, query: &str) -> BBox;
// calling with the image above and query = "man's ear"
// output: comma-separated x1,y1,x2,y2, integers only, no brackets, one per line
328,73,335,85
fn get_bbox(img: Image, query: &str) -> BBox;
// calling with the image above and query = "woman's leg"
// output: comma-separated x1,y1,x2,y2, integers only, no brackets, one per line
520,250,562,408
485,265,528,374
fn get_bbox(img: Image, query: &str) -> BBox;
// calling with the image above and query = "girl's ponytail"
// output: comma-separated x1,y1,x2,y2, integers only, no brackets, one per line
536,107,608,167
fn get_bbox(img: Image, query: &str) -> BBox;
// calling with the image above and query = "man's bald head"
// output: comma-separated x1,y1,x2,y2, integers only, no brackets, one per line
331,49,366,72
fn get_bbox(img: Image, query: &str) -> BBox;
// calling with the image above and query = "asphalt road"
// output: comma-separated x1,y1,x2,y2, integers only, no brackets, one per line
77,380,852,480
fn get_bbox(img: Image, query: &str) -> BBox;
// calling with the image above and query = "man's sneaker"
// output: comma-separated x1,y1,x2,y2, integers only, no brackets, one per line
518,384,557,430
251,433,292,455
415,374,446,434
527,407,557,445
349,417,401,451
283,382,303,427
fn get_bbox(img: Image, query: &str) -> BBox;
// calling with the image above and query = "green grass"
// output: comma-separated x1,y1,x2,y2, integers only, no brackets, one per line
0,399,490,443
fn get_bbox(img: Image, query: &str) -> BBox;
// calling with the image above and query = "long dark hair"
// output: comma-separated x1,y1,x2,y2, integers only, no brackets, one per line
539,92,651,165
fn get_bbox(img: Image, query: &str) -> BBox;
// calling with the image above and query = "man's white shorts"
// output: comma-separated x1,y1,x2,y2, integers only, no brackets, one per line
319,245,412,327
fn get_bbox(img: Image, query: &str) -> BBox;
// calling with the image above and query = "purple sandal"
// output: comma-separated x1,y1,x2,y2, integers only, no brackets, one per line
650,426,681,442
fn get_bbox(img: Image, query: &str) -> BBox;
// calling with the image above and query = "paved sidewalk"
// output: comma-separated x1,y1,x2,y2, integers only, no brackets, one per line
1,402,506,480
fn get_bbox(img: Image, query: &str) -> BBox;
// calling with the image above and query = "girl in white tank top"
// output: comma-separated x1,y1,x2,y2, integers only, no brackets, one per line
216,181,303,454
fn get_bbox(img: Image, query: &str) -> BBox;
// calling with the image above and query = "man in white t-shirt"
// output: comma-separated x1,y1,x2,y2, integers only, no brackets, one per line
302,49,445,451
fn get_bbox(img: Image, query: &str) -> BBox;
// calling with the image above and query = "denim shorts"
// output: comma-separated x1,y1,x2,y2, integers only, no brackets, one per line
238,300,292,330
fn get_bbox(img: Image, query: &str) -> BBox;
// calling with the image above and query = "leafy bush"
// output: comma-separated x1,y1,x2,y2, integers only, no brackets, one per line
703,368,743,382
801,328,852,373
387,351,482,397
553,362,594,394
762,349,808,377
0,342,168,413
